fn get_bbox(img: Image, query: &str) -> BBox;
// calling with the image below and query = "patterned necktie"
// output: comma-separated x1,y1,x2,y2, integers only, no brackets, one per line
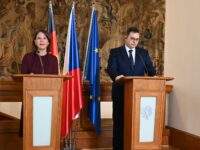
128,50,134,69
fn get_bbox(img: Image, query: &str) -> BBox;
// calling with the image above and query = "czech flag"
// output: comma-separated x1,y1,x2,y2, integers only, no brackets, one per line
84,8,101,133
61,4,84,136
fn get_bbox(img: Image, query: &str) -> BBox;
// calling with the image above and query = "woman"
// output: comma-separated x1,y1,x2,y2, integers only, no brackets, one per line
21,29,58,74
19,30,58,137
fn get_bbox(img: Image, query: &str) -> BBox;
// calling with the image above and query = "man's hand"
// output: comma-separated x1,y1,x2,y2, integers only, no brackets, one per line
115,75,124,81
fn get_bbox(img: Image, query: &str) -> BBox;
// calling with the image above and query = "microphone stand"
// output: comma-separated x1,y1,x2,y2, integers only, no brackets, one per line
137,52,149,76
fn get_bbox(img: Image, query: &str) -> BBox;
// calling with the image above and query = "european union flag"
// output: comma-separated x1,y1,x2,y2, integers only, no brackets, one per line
85,8,101,133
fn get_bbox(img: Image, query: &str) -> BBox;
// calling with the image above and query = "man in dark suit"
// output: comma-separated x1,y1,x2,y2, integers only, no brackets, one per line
107,27,156,150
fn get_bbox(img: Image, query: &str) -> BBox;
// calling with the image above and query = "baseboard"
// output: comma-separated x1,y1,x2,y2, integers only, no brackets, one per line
168,127,200,150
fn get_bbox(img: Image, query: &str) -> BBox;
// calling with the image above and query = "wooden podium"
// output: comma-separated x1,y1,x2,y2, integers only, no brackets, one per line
120,76,173,150
13,74,71,150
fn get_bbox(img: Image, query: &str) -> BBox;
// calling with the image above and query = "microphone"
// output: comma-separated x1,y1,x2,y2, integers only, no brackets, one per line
37,50,44,74
137,52,149,76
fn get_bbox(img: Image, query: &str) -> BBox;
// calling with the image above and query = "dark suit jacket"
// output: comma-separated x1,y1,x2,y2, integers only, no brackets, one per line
107,45,156,150
107,45,156,100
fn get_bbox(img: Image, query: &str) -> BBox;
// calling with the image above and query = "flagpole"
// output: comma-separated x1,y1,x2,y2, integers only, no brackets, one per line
62,4,74,149
83,4,101,133
61,2,83,150
48,0,60,74
82,7,95,84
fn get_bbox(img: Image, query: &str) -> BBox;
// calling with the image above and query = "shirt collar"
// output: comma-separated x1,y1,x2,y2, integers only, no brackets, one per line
125,45,136,55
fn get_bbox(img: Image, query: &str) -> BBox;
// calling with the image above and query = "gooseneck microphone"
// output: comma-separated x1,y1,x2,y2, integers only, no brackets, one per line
36,50,44,74
137,52,149,76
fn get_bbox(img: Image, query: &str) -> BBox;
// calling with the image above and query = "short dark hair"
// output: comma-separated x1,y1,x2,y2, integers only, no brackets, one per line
33,29,51,52
126,27,139,36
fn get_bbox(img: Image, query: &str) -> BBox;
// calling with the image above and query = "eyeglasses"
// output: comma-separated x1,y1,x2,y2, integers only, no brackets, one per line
130,37,139,41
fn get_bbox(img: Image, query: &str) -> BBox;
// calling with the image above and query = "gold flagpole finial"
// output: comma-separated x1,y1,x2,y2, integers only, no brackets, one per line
49,1,52,9
92,0,95,9
73,0,75,5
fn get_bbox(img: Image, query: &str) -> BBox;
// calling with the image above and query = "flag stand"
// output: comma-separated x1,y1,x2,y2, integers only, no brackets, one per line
61,119,79,150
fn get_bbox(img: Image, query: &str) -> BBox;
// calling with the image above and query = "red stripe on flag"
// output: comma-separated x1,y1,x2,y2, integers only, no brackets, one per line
61,68,84,136
50,31,58,56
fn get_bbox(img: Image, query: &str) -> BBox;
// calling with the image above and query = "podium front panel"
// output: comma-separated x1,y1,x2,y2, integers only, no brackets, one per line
33,96,53,146
139,96,156,142
23,77,63,150
124,78,166,150
135,91,164,149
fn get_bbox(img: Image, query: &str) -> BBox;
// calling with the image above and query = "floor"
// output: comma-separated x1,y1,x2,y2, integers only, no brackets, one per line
162,145,179,150
81,145,178,150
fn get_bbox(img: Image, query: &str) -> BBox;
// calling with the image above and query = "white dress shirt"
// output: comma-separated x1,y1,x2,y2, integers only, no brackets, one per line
125,45,136,64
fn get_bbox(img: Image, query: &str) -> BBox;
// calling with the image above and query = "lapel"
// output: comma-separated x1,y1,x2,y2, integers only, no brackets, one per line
135,47,140,67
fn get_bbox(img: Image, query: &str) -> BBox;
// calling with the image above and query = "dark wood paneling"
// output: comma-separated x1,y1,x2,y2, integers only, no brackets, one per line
169,127,200,150
0,112,22,150
75,119,113,149
0,81,23,102
0,134,22,150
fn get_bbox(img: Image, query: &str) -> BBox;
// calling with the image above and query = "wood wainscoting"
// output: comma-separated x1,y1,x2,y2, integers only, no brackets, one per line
0,112,22,150
169,127,200,150
0,81,173,149
0,81,23,149
0,81,23,102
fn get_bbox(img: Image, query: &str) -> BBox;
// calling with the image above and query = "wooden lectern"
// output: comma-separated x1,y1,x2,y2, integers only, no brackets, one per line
13,74,71,150
120,76,173,150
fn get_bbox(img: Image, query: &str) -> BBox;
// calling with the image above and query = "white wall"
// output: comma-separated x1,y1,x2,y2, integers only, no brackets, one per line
165,0,200,136
0,102,22,119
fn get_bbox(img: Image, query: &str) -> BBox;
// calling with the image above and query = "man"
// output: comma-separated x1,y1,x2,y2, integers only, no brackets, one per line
107,27,156,150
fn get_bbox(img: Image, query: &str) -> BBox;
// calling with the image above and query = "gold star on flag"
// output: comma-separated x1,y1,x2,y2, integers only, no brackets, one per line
94,48,98,53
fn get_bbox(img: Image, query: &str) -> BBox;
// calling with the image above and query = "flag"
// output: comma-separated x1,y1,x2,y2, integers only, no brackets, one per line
48,1,59,58
61,4,84,136
84,8,101,133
